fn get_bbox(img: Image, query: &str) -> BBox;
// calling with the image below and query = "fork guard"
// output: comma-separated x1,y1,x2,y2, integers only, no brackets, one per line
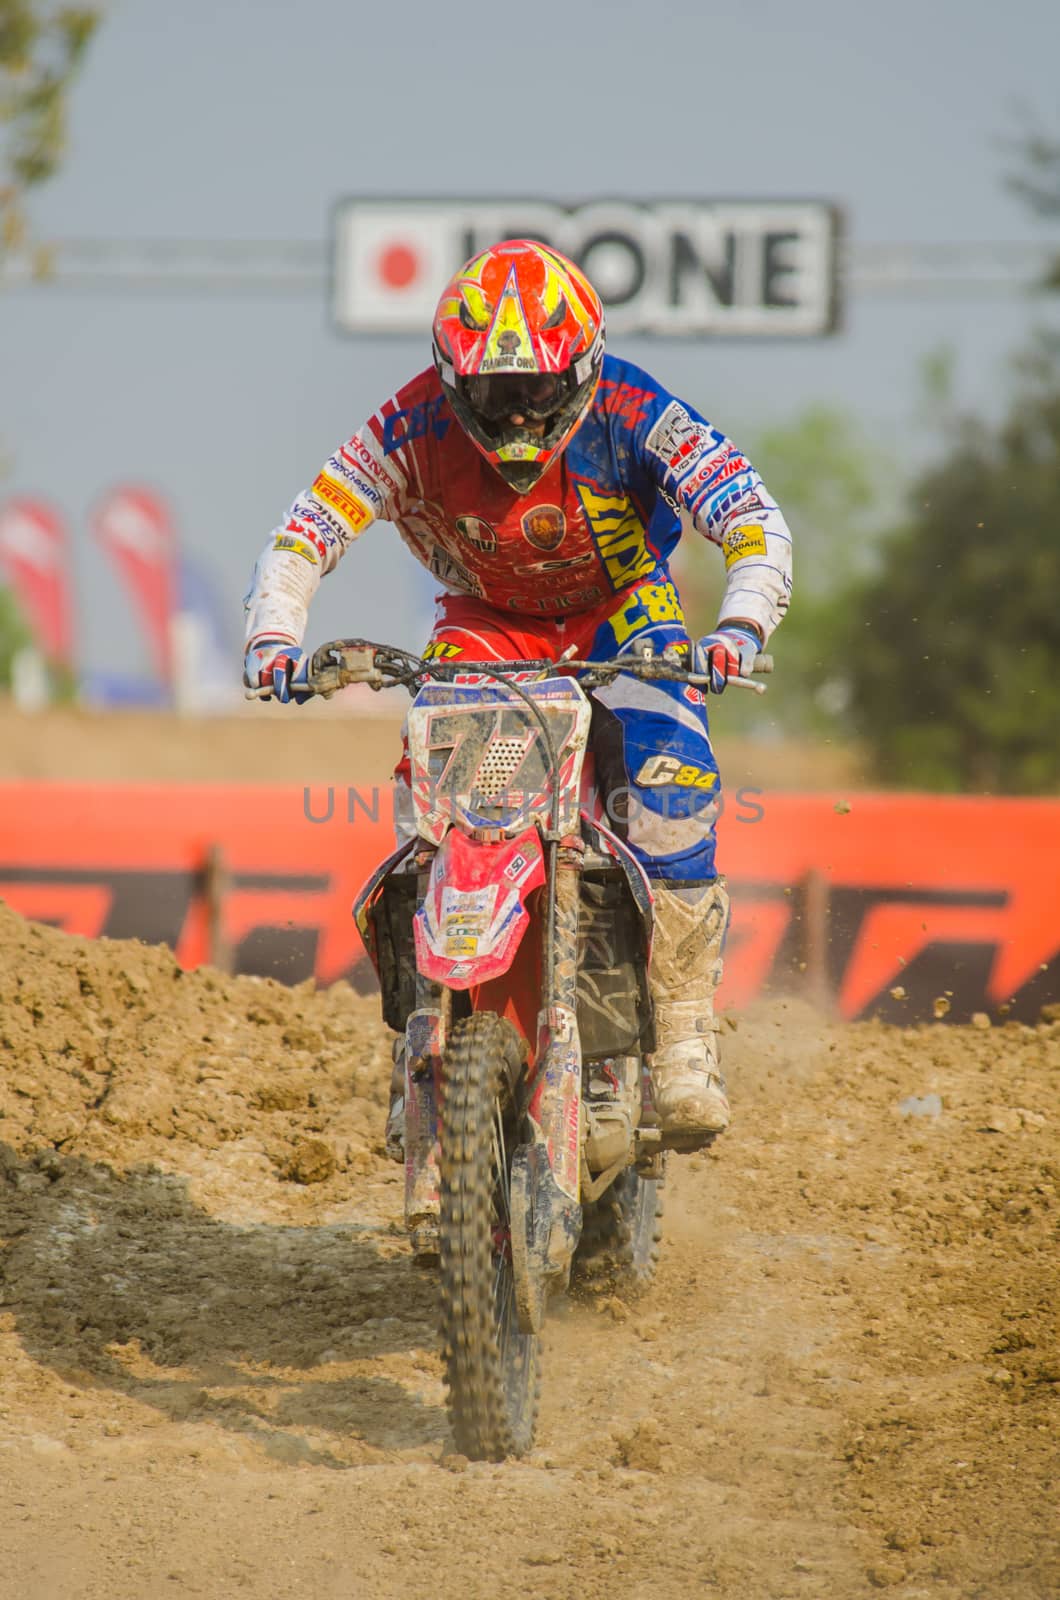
510,1136,583,1334
412,826,547,989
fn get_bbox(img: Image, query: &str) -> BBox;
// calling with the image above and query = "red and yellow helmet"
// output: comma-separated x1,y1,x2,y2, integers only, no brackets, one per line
432,239,605,494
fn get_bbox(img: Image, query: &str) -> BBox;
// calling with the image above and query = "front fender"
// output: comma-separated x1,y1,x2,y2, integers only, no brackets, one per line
413,826,545,989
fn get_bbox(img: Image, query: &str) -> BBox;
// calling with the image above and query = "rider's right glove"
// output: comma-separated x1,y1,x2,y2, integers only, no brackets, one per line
693,625,761,694
243,638,312,705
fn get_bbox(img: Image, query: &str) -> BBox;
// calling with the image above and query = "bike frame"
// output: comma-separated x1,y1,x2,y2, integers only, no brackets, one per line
340,637,769,1303
376,670,601,1273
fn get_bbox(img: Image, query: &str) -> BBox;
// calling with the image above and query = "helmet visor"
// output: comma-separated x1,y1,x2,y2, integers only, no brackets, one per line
461,370,574,423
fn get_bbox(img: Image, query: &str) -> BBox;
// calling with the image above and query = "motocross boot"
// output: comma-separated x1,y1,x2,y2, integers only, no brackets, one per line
648,878,731,1143
384,1036,406,1163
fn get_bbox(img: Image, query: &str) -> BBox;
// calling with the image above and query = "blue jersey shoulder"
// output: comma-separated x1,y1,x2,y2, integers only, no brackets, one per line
592,353,675,432
570,355,675,488
587,354,719,460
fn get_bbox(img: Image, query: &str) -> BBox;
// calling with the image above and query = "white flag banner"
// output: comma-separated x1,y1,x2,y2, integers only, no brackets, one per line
332,198,841,338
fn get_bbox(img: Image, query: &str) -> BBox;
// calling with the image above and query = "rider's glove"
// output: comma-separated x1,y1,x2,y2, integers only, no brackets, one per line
694,625,761,695
243,638,311,705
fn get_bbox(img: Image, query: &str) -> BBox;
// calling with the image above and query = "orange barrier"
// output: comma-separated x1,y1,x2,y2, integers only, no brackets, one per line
1,785,1057,1022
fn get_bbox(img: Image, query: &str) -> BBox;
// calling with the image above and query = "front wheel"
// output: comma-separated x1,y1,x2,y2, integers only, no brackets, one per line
438,1012,539,1460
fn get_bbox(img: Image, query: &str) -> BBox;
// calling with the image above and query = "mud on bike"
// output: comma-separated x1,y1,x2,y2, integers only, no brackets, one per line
299,637,769,1460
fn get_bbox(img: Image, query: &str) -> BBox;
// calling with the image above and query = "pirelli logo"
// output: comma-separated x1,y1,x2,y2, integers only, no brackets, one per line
577,485,656,590
312,472,373,532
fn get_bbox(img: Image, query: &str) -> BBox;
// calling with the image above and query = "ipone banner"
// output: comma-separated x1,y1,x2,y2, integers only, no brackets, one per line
1,785,1057,1023
332,199,841,338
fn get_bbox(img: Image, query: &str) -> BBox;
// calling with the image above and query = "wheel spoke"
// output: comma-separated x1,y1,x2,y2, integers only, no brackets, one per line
491,1104,510,1225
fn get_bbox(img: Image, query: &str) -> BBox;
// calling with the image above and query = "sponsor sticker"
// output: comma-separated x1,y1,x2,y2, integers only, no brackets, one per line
382,395,451,456
514,553,594,576
272,533,319,565
311,472,373,532
283,518,328,560
577,484,655,589
689,452,751,508
683,442,739,499
646,402,718,478
330,458,384,508
701,471,757,519
521,504,567,551
340,436,400,494
718,490,765,522
608,580,684,645
635,754,718,789
428,546,485,597
295,504,347,546
455,514,497,552
505,585,602,612
723,522,768,566
596,378,656,428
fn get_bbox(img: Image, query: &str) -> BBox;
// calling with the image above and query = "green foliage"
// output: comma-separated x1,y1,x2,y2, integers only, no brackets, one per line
0,583,31,685
1004,115,1060,291
746,405,890,595
1,5,97,685
674,404,892,739
1,2,99,253
837,334,1060,793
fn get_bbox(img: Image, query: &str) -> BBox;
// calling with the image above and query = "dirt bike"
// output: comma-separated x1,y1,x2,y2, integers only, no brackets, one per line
303,636,769,1460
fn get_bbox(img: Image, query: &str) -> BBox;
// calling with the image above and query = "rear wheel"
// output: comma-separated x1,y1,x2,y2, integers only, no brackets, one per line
574,1162,666,1294
438,1012,539,1460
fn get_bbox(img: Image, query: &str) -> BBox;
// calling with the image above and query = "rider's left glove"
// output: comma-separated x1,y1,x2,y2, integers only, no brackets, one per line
694,625,762,695
244,638,312,705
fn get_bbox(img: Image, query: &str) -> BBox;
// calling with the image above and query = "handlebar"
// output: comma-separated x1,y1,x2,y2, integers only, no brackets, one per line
298,638,773,698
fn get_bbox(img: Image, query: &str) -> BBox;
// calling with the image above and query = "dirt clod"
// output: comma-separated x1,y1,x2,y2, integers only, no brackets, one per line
613,1418,666,1471
282,1138,337,1184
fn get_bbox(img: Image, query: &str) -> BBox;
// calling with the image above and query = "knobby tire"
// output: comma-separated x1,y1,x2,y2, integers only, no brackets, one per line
439,1012,539,1460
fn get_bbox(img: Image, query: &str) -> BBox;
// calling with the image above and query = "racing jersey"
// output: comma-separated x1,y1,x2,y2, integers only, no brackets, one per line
243,353,792,650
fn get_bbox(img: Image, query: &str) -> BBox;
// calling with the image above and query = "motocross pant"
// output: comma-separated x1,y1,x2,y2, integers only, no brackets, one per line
393,571,721,884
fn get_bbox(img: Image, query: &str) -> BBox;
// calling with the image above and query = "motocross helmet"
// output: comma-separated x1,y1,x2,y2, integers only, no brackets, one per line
432,239,605,494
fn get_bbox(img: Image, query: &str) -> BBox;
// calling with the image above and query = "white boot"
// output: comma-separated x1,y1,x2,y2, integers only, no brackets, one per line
648,879,731,1140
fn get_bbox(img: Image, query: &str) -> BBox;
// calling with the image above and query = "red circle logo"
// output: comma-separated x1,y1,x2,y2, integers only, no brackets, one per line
377,242,419,291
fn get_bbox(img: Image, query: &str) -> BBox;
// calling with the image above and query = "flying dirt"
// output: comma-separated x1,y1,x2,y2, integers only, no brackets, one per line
0,899,1056,1600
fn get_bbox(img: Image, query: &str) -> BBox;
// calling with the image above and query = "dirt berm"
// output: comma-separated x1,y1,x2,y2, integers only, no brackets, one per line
0,899,1056,1599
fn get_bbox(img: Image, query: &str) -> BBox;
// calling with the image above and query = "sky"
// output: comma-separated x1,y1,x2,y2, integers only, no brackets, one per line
2,0,1058,685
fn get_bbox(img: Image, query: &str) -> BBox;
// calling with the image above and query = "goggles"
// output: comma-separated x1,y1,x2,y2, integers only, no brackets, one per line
462,371,572,422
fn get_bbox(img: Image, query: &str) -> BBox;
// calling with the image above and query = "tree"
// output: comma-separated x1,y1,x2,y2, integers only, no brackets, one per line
1005,115,1060,290
674,404,893,737
837,334,1060,793
2,4,97,688
1,2,98,258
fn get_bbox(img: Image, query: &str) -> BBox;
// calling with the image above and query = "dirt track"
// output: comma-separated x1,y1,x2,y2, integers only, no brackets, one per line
1,900,1056,1600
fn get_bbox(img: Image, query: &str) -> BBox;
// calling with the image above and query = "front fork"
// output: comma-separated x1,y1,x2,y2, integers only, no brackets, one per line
403,851,447,1254
519,835,585,1296
401,835,586,1290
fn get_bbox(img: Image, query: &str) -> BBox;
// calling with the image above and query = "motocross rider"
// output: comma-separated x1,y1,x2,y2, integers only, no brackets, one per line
243,239,792,1148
